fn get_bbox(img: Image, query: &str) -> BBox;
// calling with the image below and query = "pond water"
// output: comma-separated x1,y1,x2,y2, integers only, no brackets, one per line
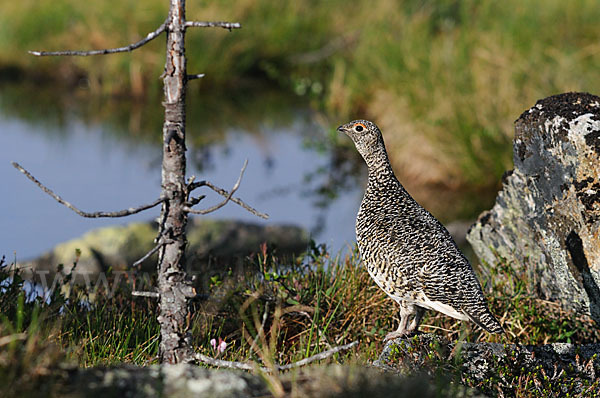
1,82,493,262
1,84,365,260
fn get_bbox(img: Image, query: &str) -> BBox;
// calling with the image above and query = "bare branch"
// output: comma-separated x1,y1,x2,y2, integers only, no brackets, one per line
187,161,269,219
195,353,260,371
276,341,358,370
0,333,28,347
132,290,209,300
187,74,205,80
186,159,252,215
132,239,171,268
187,195,206,207
12,162,163,218
202,181,269,219
194,341,358,372
185,21,241,30
29,19,167,57
132,291,160,298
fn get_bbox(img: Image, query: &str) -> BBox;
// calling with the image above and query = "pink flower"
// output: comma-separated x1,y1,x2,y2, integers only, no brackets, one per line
217,338,227,353
210,337,227,354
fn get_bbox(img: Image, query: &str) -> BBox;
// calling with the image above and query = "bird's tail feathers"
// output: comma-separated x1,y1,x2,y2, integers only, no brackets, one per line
462,308,504,334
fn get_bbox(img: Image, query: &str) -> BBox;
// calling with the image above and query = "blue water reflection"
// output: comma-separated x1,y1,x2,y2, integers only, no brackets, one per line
2,112,363,260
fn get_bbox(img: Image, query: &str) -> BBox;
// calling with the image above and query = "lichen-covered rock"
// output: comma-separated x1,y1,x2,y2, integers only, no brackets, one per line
18,222,157,282
161,365,268,398
52,363,481,398
467,92,600,322
58,364,269,398
375,334,600,396
17,218,308,284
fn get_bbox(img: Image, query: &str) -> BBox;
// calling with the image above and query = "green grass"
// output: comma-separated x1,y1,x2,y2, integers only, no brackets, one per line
2,0,600,189
1,239,599,396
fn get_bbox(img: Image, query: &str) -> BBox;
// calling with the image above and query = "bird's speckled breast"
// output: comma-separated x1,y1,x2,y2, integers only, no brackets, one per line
355,178,422,303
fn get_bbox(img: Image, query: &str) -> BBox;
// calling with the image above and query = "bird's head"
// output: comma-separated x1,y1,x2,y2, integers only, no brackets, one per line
337,119,386,162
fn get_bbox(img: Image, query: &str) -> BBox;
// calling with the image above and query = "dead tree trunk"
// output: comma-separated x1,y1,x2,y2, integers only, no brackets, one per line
14,1,362,370
157,0,195,363
17,3,264,365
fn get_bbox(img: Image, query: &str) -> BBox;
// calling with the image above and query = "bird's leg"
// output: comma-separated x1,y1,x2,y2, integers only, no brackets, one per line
384,301,415,341
406,305,425,334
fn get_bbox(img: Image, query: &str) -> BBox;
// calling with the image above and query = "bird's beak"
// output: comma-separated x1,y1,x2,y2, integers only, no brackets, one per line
337,125,347,133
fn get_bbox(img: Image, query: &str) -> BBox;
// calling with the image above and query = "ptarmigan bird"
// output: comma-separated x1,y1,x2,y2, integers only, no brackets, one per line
338,119,503,341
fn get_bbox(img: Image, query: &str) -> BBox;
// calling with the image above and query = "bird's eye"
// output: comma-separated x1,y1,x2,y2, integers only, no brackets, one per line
354,124,364,132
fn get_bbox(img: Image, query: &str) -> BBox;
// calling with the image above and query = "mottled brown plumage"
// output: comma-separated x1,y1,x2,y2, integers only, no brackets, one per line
338,119,503,340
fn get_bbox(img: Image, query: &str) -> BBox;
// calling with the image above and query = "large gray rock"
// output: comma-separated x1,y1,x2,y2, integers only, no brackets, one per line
51,363,479,398
58,364,269,398
17,218,308,286
467,92,600,322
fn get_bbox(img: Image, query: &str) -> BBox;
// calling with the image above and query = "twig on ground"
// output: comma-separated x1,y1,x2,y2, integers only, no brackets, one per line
195,341,358,372
0,333,28,347
132,291,160,298
143,355,160,366
277,341,358,370
12,162,163,218
196,353,259,371
185,21,241,30
29,19,168,57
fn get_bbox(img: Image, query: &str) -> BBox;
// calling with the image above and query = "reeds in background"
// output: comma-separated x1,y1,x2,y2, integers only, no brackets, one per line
1,0,600,194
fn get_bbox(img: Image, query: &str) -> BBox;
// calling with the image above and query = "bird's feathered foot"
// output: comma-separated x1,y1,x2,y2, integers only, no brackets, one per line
384,329,420,342
384,302,425,342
